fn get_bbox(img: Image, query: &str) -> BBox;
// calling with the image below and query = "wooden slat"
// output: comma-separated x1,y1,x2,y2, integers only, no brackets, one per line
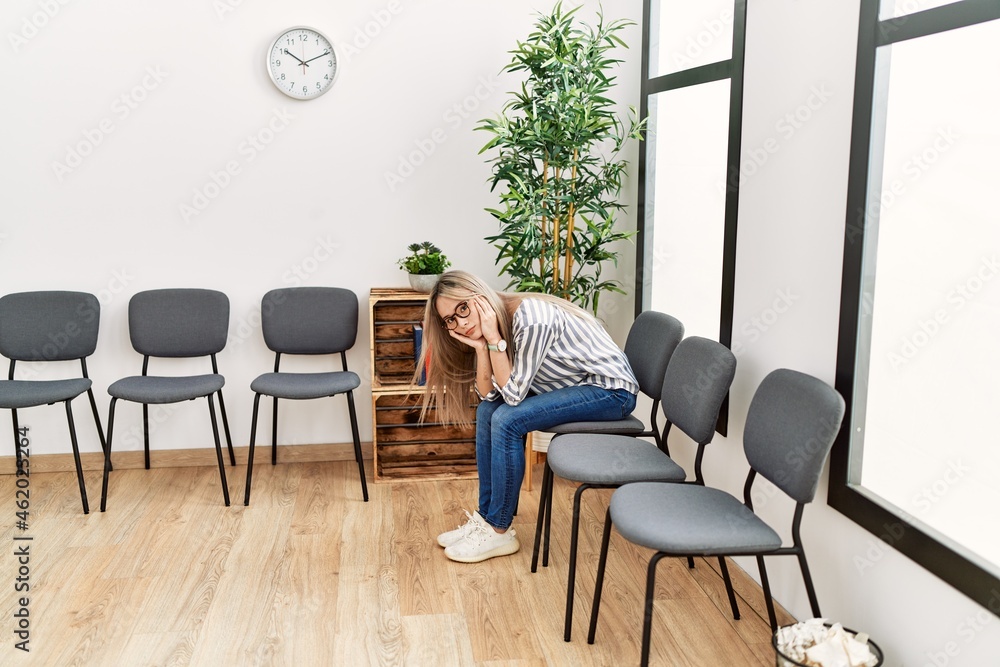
375,339,416,357
375,357,417,376
374,321,418,340
378,442,476,463
376,424,474,443
373,303,426,322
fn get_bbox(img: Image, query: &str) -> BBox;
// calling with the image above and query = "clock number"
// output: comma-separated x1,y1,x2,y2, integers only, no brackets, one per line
280,73,285,81
275,59,281,67
302,85,308,94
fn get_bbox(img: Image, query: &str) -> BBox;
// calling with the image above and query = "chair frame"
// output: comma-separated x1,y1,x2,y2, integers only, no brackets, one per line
243,287,368,506
0,291,108,515
540,336,738,642
587,369,843,666
100,289,234,511
531,398,662,572
588,470,821,665
530,311,684,575
243,348,369,505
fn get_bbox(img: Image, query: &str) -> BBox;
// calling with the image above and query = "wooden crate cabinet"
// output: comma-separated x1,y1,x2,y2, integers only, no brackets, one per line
369,288,477,481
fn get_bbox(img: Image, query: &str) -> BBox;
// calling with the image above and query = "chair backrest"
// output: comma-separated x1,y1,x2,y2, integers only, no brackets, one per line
624,311,684,399
744,369,846,504
0,291,100,362
260,287,358,355
660,336,737,445
129,288,229,358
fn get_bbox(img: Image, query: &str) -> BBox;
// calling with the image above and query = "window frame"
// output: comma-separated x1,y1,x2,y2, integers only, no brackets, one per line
635,0,747,435
831,0,1000,615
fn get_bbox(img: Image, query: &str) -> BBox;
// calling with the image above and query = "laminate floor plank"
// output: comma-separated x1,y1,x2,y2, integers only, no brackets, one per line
400,612,476,666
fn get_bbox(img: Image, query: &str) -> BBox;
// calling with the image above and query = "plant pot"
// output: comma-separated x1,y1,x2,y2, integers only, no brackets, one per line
408,273,440,293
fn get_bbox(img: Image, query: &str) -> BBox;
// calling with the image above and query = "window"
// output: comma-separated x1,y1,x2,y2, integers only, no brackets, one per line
832,0,1000,614
637,0,746,432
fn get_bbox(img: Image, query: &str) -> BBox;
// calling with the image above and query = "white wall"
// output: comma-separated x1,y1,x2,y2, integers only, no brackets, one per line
695,0,1000,664
0,0,642,457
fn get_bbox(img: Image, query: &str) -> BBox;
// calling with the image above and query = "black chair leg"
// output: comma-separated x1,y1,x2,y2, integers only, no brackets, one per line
346,391,369,502
64,400,89,514
244,393,262,506
718,556,740,620
216,389,236,466
142,403,151,470
587,507,614,645
641,553,667,667
86,387,111,471
531,461,552,573
101,398,118,512
797,549,822,618
12,408,23,471
564,483,591,642
271,396,279,465
756,554,778,632
543,463,554,567
207,394,230,506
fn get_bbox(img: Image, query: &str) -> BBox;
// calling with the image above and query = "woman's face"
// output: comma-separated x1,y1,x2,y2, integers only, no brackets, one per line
435,295,481,339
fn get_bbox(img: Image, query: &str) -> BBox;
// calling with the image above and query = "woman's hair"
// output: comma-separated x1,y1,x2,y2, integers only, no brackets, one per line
414,269,596,426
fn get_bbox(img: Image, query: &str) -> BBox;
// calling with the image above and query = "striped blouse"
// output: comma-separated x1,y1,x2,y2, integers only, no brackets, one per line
482,298,639,406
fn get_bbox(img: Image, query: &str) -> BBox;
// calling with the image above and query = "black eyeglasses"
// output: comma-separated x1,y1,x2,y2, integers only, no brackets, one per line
440,301,471,330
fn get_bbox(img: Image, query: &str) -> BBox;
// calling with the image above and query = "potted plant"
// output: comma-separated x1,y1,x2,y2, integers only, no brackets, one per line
398,241,452,292
476,1,647,315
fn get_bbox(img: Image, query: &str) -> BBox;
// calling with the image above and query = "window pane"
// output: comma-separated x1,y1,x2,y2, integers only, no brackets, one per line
647,80,730,339
857,18,1000,568
651,0,735,77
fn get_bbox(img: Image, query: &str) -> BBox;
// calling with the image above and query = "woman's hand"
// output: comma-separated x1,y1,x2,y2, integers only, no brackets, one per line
473,295,501,344
449,329,487,351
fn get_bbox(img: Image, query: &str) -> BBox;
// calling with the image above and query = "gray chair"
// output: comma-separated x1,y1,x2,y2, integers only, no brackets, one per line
101,289,234,510
587,369,846,667
531,310,684,572
0,291,108,514
243,287,368,505
543,336,736,641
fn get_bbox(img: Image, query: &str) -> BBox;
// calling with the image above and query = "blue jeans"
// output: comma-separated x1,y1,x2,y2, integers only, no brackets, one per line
475,386,637,530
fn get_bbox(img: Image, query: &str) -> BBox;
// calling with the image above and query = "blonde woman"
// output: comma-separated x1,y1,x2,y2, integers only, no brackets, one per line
418,271,638,563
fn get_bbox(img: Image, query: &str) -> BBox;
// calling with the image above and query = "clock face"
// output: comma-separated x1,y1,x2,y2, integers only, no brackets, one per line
267,27,338,100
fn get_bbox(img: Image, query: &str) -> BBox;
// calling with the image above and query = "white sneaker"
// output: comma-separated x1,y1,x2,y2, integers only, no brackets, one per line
437,510,487,548
444,523,520,563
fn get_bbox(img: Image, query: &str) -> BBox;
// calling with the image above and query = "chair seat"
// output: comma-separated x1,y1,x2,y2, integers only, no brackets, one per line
250,371,360,399
0,378,92,409
610,482,783,555
547,434,686,485
544,414,646,435
108,374,224,404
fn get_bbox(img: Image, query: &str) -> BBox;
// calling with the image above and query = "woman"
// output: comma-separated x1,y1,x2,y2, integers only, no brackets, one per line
417,271,639,563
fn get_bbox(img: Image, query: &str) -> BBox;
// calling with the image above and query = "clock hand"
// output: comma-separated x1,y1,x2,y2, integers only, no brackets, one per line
283,49,309,67
302,50,331,65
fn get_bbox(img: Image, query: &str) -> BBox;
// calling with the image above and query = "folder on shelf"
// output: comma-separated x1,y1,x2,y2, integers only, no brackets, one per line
413,323,426,385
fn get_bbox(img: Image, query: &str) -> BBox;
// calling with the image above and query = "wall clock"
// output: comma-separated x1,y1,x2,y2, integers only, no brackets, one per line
266,26,339,100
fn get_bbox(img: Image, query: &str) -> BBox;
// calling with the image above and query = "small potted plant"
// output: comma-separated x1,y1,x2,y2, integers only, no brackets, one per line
398,242,451,292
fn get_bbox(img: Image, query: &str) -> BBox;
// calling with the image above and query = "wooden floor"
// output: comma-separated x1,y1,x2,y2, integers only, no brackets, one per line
0,459,792,666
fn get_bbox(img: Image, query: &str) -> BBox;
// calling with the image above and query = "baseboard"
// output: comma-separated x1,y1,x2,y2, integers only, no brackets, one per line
0,441,374,476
